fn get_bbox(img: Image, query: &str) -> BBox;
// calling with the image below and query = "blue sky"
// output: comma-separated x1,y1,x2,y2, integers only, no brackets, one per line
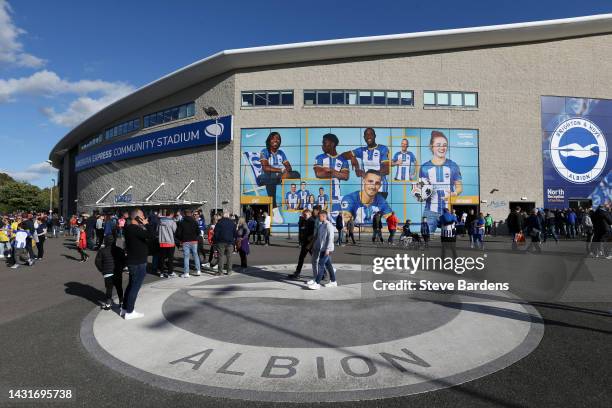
1,0,611,187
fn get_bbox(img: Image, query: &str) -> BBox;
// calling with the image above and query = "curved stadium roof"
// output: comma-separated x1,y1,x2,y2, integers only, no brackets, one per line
49,13,612,165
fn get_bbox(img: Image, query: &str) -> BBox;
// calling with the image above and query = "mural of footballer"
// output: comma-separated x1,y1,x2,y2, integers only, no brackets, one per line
297,181,310,209
392,138,418,181
342,127,390,198
314,133,349,216
419,130,463,232
317,187,329,210
285,183,299,210
341,169,392,224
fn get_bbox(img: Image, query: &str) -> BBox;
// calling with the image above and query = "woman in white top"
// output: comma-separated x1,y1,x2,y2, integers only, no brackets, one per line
263,212,271,246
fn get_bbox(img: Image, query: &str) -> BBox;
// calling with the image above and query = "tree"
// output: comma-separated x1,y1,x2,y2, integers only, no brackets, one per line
0,180,48,213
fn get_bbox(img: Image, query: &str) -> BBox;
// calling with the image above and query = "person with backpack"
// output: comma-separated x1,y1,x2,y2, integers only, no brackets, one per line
335,213,344,246
94,235,125,310
158,209,177,278
202,215,219,270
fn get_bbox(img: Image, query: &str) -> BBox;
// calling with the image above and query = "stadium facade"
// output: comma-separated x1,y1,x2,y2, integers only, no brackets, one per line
49,15,612,227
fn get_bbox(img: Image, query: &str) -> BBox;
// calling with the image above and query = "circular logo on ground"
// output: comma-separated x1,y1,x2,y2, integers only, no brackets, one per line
81,264,543,402
550,118,607,184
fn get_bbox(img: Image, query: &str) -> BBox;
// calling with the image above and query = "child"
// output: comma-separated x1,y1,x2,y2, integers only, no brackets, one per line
10,223,33,268
76,224,89,262
94,235,125,310
0,221,11,259
421,216,430,249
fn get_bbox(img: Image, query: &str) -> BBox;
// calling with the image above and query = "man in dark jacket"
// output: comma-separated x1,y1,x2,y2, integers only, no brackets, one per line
592,205,612,258
176,209,201,277
94,235,125,310
213,211,237,275
372,212,384,243
122,209,153,320
289,208,317,280
506,206,524,250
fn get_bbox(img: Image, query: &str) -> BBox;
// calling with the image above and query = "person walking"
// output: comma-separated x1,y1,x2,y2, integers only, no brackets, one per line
236,217,250,271
213,211,238,275
346,215,356,245
35,216,47,260
335,213,344,246
95,214,105,248
386,211,398,245
289,208,317,280
438,208,458,260
525,209,543,253
473,212,486,250
158,210,177,278
176,209,201,278
583,209,594,255
76,224,89,262
372,211,384,243
121,209,153,320
94,235,125,310
506,206,524,251
308,210,337,290
421,216,430,248
465,209,476,248
263,211,271,246
202,215,219,270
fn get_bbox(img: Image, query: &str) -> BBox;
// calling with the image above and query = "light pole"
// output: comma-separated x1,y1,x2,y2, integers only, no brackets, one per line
204,106,219,212
50,178,55,214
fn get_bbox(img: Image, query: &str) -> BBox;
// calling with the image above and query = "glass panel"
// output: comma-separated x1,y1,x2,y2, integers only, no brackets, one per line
386,91,399,105
346,91,357,105
134,119,140,129
331,91,344,105
186,102,195,116
436,92,449,106
464,93,477,107
373,91,385,105
172,107,180,120
400,91,413,105
423,92,436,105
143,116,150,128
359,90,372,105
254,92,267,106
267,91,280,106
450,93,463,106
179,105,187,118
304,90,316,105
156,112,164,124
317,91,330,105
241,92,253,107
281,91,293,105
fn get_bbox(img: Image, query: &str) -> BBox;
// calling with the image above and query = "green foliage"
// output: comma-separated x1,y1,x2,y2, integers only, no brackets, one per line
0,173,53,213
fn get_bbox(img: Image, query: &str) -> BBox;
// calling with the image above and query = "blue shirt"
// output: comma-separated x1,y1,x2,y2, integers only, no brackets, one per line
393,150,417,181
314,153,349,199
353,144,390,192
419,159,462,214
285,191,299,209
260,148,288,170
297,189,310,206
317,193,329,208
340,190,392,224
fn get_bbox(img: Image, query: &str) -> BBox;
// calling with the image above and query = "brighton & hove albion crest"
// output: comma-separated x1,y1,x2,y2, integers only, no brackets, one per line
550,118,607,184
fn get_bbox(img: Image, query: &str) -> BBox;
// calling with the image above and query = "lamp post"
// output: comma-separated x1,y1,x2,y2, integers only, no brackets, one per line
203,106,219,212
50,178,55,214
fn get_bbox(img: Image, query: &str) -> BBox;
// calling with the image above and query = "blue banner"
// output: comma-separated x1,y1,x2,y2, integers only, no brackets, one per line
75,115,233,172
541,97,611,208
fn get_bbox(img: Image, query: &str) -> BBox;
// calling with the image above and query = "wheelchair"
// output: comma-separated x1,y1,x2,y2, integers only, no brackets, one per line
400,233,422,250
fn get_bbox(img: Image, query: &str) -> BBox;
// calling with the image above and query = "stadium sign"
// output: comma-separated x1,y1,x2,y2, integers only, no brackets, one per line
75,116,233,172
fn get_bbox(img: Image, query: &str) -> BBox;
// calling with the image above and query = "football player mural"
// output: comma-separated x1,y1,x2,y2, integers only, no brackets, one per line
241,127,479,231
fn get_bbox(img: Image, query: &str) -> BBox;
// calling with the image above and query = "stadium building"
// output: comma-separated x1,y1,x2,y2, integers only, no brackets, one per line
49,14,612,228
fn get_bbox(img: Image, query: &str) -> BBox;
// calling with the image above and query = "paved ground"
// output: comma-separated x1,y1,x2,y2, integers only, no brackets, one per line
0,235,611,407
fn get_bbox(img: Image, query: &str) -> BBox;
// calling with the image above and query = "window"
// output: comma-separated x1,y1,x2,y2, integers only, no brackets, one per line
303,89,414,107
143,102,195,129
359,91,372,105
386,91,399,105
424,91,478,108
450,93,463,106
304,90,316,105
437,92,449,106
423,92,436,105
103,118,140,141
241,90,294,107
317,91,330,105
400,91,413,105
464,93,477,107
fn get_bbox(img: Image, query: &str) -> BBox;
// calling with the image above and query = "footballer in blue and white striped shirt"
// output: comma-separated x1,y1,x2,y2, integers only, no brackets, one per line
392,138,418,181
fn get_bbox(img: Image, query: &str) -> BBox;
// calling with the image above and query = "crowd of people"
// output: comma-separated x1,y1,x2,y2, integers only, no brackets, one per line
2,201,610,320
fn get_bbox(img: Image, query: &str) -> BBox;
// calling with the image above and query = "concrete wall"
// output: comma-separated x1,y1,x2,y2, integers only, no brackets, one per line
69,33,612,220
232,33,612,220
75,73,234,215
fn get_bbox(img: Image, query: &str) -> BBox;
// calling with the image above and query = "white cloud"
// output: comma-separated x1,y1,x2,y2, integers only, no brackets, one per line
1,161,56,183
0,0,45,68
0,69,135,127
